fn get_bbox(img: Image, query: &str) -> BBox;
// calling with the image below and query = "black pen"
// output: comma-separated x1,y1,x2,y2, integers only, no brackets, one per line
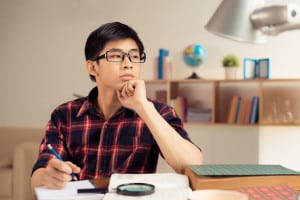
77,188,108,194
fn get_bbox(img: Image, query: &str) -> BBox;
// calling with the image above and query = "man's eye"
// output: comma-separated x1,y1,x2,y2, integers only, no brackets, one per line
109,54,122,59
131,55,140,59
130,53,140,59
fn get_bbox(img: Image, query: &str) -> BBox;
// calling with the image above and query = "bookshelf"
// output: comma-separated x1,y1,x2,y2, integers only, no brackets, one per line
145,79,300,126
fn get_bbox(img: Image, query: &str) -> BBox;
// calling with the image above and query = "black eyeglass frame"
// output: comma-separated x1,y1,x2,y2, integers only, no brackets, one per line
94,50,146,63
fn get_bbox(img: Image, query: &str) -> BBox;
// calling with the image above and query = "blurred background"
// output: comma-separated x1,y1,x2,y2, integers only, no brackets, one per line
1,0,300,170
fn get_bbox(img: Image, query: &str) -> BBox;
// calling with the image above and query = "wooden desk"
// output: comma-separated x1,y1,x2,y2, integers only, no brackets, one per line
90,177,110,188
28,170,300,200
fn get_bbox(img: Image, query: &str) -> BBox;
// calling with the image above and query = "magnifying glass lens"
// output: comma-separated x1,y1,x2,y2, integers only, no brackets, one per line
116,183,155,196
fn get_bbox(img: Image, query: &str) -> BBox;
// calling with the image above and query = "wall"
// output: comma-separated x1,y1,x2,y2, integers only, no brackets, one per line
1,0,300,170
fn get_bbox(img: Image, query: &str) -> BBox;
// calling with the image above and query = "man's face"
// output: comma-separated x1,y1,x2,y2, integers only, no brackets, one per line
88,38,143,91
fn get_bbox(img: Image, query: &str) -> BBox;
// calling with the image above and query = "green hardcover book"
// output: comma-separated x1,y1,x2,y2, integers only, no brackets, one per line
185,164,300,190
189,164,300,176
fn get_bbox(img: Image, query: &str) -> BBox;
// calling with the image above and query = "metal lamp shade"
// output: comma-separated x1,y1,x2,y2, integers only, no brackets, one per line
205,0,267,44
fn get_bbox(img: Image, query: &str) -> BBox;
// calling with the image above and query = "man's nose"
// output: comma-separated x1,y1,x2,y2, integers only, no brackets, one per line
122,53,132,62
122,53,133,68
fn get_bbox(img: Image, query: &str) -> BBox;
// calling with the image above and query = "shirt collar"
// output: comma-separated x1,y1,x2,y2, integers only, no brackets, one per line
76,87,137,118
76,87,99,118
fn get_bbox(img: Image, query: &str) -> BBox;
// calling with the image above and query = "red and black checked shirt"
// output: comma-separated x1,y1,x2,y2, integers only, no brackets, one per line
32,87,193,180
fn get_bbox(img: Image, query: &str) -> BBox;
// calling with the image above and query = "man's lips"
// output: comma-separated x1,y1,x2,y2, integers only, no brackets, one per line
120,74,134,81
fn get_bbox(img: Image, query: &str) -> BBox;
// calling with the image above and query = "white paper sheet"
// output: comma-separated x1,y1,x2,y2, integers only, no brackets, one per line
34,180,104,200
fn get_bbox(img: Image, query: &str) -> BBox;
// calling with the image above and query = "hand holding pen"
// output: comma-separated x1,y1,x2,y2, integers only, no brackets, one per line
47,144,79,181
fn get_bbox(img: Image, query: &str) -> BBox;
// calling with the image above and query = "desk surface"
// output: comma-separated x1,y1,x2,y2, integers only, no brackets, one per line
29,174,300,200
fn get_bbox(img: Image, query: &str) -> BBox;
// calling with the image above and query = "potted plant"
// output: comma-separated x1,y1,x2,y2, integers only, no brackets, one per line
222,54,240,79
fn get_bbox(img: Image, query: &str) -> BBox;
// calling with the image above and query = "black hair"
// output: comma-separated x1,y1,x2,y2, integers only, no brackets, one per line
84,22,144,82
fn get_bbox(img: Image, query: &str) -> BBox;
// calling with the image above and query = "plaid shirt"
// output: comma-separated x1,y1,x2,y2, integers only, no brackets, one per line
32,87,192,179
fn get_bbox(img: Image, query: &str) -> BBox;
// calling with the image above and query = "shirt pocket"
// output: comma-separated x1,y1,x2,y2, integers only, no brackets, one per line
114,134,154,173
117,130,153,150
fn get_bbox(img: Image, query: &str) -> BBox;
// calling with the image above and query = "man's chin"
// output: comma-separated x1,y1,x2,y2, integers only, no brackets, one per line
116,82,127,91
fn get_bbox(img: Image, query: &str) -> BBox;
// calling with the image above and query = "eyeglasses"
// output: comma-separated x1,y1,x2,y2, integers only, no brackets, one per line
94,49,146,63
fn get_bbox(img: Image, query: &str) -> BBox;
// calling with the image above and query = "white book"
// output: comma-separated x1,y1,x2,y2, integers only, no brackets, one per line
104,173,191,200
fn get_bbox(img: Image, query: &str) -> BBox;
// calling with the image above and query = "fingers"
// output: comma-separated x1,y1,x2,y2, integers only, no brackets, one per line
118,82,135,99
44,159,80,189
127,81,135,94
44,176,68,189
123,81,135,97
65,161,81,173
118,80,147,101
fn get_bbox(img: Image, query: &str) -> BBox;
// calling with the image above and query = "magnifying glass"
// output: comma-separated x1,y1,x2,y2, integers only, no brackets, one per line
116,183,155,196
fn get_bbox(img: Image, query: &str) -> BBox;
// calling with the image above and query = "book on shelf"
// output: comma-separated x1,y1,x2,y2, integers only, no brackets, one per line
170,96,187,122
185,164,300,191
227,96,259,124
186,108,211,123
227,96,241,124
243,99,252,124
249,96,259,124
236,100,245,124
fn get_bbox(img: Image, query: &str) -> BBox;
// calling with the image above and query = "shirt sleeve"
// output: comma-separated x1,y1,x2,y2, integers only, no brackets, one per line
31,108,69,175
153,101,201,150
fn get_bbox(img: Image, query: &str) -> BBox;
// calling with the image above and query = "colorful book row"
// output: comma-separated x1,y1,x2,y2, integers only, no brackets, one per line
227,96,259,124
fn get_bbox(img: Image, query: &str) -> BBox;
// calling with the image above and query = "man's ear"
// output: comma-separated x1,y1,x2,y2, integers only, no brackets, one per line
86,60,97,76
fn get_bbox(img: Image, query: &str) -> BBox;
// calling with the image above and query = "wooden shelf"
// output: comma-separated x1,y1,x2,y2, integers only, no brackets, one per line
145,79,300,126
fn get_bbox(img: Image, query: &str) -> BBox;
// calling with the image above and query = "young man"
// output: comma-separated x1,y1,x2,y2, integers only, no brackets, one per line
31,22,203,189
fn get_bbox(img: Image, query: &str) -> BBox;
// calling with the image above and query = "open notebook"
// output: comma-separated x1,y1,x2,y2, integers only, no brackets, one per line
34,173,190,200
34,180,104,200
104,173,191,200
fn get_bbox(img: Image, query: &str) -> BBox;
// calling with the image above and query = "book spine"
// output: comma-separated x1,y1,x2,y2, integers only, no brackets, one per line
237,100,245,124
180,96,187,122
249,96,259,124
243,100,252,124
227,97,235,123
227,96,240,124
234,97,241,123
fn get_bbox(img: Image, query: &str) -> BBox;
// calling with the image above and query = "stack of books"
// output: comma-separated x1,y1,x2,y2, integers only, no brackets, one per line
186,108,211,122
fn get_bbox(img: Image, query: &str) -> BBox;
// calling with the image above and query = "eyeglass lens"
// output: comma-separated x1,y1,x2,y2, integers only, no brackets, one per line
106,50,145,63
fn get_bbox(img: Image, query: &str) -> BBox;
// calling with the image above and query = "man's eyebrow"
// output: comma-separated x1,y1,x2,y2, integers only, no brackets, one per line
109,48,122,52
109,48,139,52
129,48,139,51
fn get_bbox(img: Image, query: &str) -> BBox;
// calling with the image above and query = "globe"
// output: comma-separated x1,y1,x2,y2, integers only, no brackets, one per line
183,44,207,79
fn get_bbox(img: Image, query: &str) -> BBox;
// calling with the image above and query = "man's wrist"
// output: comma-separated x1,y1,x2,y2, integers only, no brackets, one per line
135,100,154,116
